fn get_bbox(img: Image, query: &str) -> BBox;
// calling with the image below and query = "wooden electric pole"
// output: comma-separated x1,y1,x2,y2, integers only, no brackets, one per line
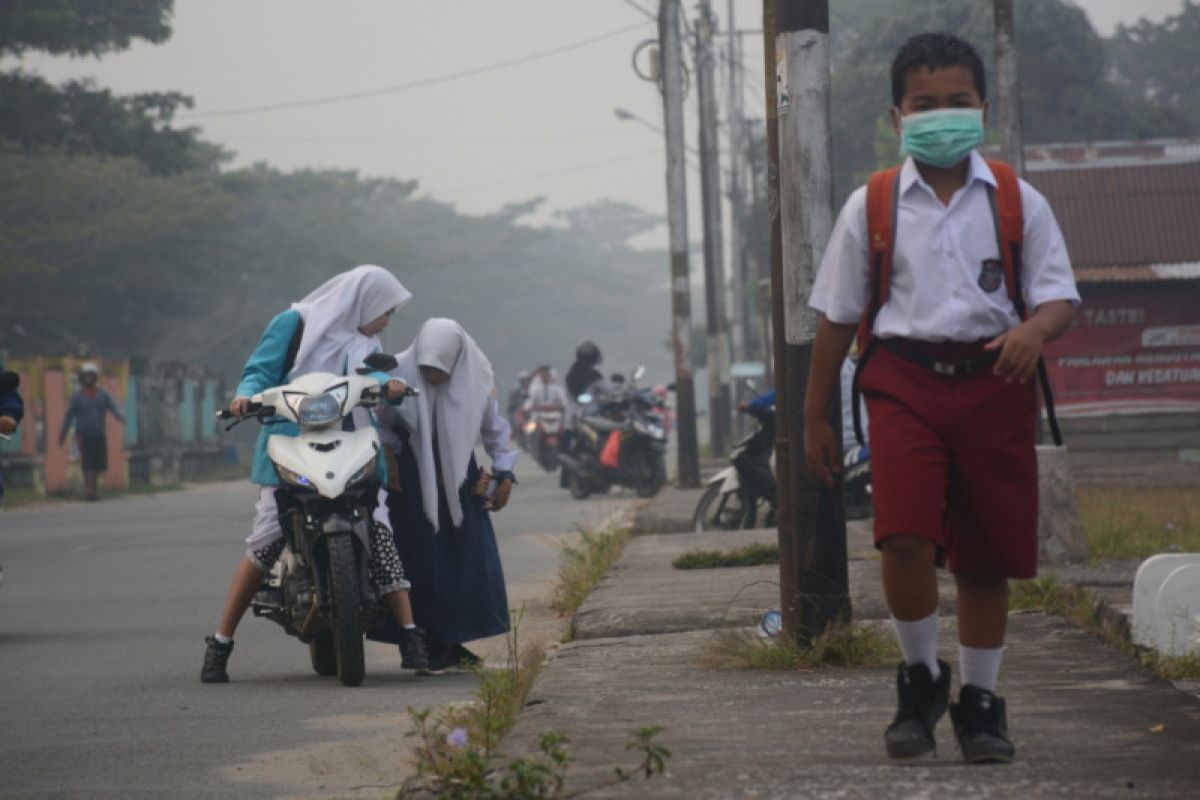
659,0,701,488
771,0,850,642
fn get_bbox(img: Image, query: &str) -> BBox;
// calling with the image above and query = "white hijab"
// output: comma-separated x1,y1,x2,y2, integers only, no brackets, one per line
393,318,495,531
290,265,412,379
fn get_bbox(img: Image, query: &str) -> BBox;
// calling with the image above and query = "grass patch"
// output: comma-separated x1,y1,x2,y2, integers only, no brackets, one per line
1010,577,1200,681
706,623,898,670
551,522,633,617
673,541,779,570
1078,485,1200,561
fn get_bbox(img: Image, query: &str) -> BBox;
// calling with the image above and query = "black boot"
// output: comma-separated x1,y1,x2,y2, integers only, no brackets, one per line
884,659,951,759
399,627,437,675
200,635,234,683
950,684,1015,764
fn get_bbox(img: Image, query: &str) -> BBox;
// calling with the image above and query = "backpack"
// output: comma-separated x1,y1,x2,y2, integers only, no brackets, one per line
849,159,1062,447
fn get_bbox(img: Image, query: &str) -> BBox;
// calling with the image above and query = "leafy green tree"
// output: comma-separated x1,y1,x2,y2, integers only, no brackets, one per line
1108,1,1200,133
0,0,216,174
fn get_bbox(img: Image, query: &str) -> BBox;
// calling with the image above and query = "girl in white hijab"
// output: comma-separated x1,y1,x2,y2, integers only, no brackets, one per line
202,265,433,683
373,318,518,670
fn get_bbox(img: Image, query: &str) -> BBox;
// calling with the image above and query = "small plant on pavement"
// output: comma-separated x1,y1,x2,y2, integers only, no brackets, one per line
551,522,632,617
673,541,779,569
706,622,898,670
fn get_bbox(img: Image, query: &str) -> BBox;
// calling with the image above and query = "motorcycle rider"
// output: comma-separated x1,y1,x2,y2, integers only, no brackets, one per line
565,341,604,400
524,364,569,411
201,265,431,683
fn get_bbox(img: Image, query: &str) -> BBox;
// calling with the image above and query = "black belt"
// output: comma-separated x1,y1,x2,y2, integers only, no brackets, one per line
879,338,998,377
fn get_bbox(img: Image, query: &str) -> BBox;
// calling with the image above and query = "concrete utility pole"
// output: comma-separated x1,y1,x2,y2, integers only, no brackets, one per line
696,0,731,458
659,0,701,488
993,0,1025,176
772,0,850,641
726,0,753,366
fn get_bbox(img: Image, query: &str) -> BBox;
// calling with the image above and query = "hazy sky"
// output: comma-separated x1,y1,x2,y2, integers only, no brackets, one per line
14,0,1186,230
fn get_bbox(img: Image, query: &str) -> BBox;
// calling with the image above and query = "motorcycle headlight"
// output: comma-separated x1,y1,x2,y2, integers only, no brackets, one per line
276,463,314,488
524,420,538,434
284,383,348,426
348,458,376,487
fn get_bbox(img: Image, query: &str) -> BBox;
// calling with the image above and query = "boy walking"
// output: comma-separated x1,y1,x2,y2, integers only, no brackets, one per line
804,33,1078,763
58,363,125,501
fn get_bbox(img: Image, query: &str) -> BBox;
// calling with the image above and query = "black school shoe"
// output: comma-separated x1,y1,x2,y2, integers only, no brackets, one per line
949,684,1016,764
200,636,234,683
884,659,951,759
398,627,439,675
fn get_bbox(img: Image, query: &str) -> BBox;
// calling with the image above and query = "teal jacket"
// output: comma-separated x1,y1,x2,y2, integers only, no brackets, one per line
237,310,391,486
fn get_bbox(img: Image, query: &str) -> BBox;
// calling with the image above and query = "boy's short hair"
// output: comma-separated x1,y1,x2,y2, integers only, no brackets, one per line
890,32,986,107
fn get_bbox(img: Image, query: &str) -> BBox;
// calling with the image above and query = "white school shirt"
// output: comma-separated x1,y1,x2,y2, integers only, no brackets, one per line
810,151,1080,341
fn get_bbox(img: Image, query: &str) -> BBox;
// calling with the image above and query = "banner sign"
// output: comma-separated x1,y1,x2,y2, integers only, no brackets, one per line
1043,287,1200,416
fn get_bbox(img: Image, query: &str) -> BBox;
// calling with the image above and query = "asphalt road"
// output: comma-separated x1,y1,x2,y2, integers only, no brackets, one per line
0,462,635,799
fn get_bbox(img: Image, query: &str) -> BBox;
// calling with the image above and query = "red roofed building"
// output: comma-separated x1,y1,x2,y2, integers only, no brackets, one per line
1021,139,1200,469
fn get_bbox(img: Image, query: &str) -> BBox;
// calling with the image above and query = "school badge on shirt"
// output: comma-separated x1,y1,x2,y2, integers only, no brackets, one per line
978,259,1004,293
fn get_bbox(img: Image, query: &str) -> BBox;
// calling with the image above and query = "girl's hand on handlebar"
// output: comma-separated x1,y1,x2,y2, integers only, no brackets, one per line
384,379,408,400
230,396,252,420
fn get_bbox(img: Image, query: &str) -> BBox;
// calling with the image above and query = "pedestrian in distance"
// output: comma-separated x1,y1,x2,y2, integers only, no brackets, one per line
0,364,24,507
58,363,124,502
371,318,518,673
803,33,1079,764
200,265,433,683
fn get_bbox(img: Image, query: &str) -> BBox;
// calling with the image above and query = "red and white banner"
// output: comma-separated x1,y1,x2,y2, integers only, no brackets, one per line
1044,288,1200,417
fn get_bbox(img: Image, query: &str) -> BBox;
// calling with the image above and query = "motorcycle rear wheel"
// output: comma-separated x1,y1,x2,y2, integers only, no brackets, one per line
692,483,752,532
326,534,366,687
567,468,591,500
309,633,338,676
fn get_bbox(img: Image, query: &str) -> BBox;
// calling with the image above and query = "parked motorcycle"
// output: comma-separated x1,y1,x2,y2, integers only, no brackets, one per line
693,403,777,531
524,402,564,472
217,353,415,687
558,365,668,499
693,398,872,531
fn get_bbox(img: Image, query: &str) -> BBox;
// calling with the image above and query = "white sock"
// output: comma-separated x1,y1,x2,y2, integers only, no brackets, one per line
959,644,1004,692
891,612,940,679
214,633,233,645
403,623,416,630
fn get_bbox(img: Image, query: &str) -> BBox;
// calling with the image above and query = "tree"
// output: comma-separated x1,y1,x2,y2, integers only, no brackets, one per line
0,0,216,174
1108,1,1200,134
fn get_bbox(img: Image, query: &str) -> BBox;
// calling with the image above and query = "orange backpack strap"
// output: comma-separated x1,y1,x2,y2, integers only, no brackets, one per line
858,166,902,354
850,166,901,446
985,159,1026,316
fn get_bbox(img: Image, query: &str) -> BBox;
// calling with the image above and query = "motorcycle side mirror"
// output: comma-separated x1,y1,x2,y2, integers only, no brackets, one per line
610,373,625,384
744,379,758,392
0,370,19,393
666,383,677,392
362,352,398,372
632,365,646,382
577,393,593,405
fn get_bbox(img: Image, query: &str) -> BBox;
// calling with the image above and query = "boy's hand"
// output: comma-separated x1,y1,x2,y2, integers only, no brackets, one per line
804,419,841,488
984,320,1045,384
0,416,16,435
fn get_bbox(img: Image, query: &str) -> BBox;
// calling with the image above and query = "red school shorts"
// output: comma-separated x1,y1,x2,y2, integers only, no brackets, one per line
859,342,1039,579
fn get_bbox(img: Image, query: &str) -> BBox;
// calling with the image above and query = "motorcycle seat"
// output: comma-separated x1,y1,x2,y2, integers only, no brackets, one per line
582,415,623,432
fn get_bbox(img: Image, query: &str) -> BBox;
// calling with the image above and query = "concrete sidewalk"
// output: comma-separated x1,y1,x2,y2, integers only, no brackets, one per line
502,485,1200,798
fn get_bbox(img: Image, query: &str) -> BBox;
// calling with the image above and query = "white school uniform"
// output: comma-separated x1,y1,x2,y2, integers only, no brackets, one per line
810,151,1079,338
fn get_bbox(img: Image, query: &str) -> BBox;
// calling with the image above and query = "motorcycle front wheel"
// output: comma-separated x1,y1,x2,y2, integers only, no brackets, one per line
309,633,338,676
634,452,667,498
326,534,366,687
692,483,752,532
567,468,591,500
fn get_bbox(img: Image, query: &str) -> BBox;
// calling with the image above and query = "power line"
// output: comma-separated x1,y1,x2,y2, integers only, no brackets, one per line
619,0,656,21
181,22,648,120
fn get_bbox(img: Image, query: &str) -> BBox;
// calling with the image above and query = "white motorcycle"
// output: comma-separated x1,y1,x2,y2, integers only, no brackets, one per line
217,354,415,687
525,403,564,472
